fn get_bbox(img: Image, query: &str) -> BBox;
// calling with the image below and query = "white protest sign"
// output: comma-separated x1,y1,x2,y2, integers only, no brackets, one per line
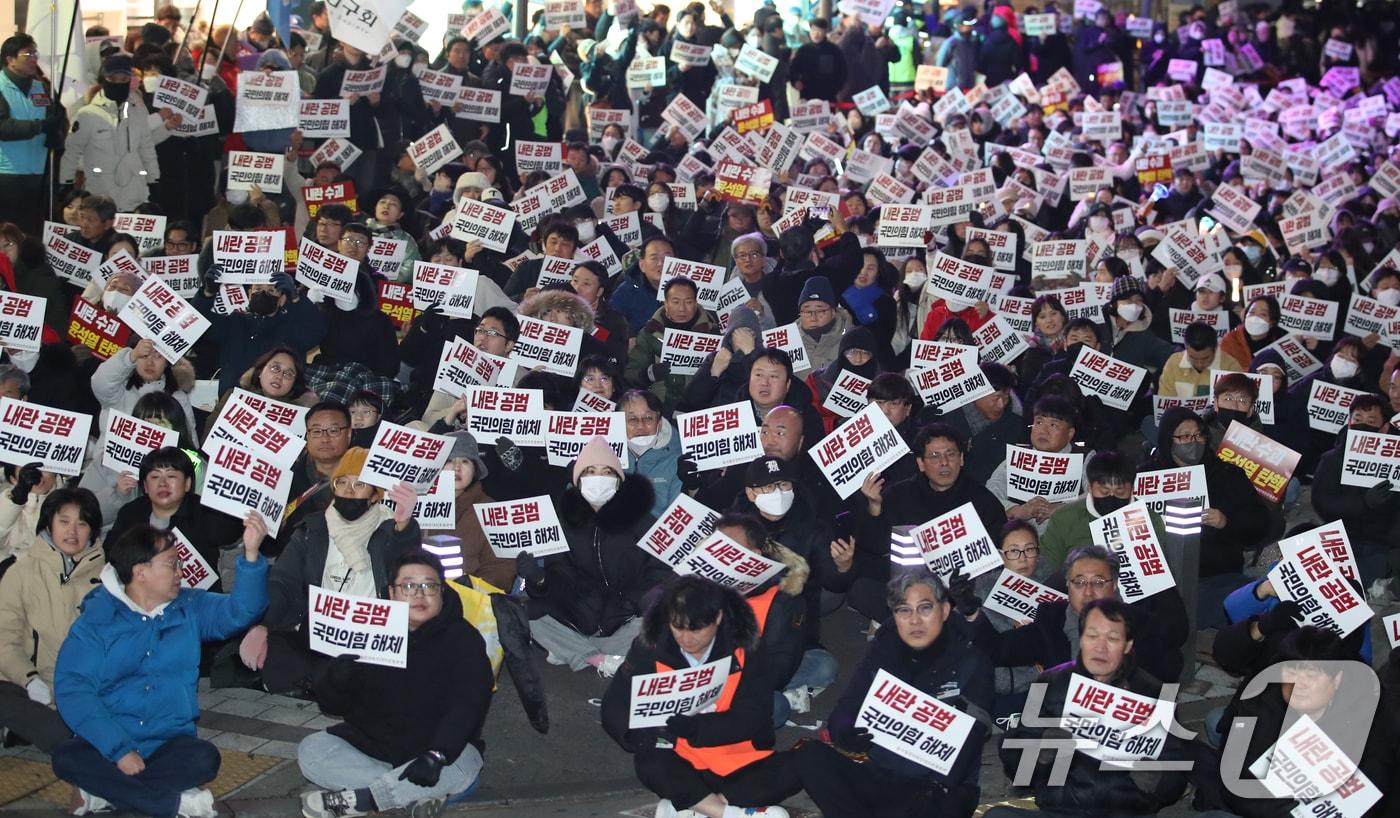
1279,521,1361,585
116,277,210,364
628,657,731,729
381,471,455,531
407,123,462,176
1030,239,1087,280
974,316,1031,365
235,70,299,132
1059,673,1174,763
543,411,628,468
1133,466,1209,516
676,401,761,472
465,387,547,448
510,61,553,96
1090,500,1177,601
983,568,1067,622
823,371,871,418
170,528,218,590
455,87,503,123
856,669,977,775
225,388,308,434
1069,346,1147,411
113,212,166,254
310,136,363,171
659,328,722,377
515,140,564,174
1261,335,1324,382
876,205,930,248
44,232,101,285
340,65,387,97
926,252,994,307
308,587,410,668
1278,294,1340,341
434,337,505,396
151,75,208,120
203,394,306,469
411,261,479,319
0,400,90,477
212,230,285,283
1266,543,1372,638
762,323,809,376
905,350,990,412
362,422,452,493
911,502,1000,579
1168,308,1229,344
1006,446,1084,503
733,44,778,83
101,410,178,477
460,7,510,44
449,198,516,252
510,315,584,377
200,442,293,536
296,238,359,305
0,293,45,353
677,532,787,595
1339,430,1400,491
1306,381,1369,434
637,494,720,568
1342,293,1398,342
809,403,910,500
477,495,569,558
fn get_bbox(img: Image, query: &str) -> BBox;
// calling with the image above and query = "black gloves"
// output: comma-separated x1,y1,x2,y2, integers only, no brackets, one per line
947,570,982,618
398,750,446,787
514,551,544,585
666,714,700,739
841,726,874,752
10,463,42,505
495,436,524,472
677,456,701,493
42,114,66,146
646,362,670,383
1364,480,1394,509
1259,600,1302,638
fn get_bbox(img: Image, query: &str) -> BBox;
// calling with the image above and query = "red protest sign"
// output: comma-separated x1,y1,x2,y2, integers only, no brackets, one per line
715,160,772,206
67,296,130,360
732,99,774,134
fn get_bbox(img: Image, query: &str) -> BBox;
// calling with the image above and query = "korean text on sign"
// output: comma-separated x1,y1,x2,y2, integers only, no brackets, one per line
308,586,410,668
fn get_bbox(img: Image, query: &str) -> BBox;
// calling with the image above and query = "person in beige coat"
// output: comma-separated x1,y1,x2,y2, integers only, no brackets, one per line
442,431,515,591
0,463,58,563
0,488,105,751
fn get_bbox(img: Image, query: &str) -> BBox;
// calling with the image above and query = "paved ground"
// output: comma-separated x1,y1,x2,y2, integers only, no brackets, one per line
5,485,1389,818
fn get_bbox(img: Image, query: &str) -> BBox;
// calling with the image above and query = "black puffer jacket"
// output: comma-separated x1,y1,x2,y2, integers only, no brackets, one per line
316,589,495,766
1001,658,1190,816
312,270,400,377
525,474,670,636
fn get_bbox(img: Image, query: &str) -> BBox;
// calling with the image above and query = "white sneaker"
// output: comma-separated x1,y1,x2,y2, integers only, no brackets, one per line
72,789,112,815
722,806,789,818
1368,577,1394,604
593,653,625,678
782,686,811,715
655,798,701,818
177,787,217,818
301,789,367,818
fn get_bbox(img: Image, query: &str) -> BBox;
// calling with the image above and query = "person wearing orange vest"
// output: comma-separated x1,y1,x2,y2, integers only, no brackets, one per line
713,509,837,728
601,576,801,818
795,569,994,818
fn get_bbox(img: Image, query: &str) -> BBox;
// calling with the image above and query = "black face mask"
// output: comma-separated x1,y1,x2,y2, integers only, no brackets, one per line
1095,495,1130,516
964,254,992,266
1349,423,1380,435
333,496,371,521
104,81,131,103
1217,408,1251,427
349,425,378,449
249,291,280,316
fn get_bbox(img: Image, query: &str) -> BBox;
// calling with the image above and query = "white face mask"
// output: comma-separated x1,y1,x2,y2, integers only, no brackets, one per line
1315,266,1340,286
199,62,216,80
142,74,160,92
579,474,619,506
394,53,412,68
576,221,596,242
754,487,794,517
1116,302,1143,322
1088,215,1111,233
1376,288,1400,307
1331,357,1359,380
103,291,131,314
226,188,249,205
628,434,657,452
601,135,621,152
904,270,928,290
1244,314,1271,336
647,193,669,212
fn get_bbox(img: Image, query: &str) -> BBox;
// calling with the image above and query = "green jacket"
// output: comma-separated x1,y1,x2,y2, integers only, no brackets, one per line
1040,497,1169,571
624,306,719,413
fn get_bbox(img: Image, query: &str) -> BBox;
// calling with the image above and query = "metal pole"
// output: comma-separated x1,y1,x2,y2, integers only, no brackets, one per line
514,0,528,39
174,0,206,68
46,0,82,222
201,0,245,88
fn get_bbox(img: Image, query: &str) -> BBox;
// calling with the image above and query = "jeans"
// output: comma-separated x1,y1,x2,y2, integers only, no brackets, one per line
51,734,221,818
528,615,641,671
297,731,483,810
0,680,71,752
772,649,839,726
1198,572,1250,629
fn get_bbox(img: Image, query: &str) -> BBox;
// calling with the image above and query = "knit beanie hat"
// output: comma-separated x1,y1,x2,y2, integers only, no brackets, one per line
572,436,623,483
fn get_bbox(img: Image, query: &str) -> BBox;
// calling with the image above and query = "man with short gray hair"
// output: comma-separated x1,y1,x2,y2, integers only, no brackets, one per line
731,232,776,330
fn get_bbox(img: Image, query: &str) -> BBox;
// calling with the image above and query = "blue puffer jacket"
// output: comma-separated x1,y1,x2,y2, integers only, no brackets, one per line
54,555,268,762
609,263,660,336
1223,573,1372,664
626,418,682,519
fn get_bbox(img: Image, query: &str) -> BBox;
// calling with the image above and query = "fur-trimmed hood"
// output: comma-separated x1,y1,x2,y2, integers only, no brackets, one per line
558,471,655,531
519,288,596,330
763,540,809,596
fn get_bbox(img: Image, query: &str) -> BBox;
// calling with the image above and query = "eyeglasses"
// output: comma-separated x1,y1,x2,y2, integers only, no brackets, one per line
308,425,348,438
17,49,39,58
734,250,763,261
264,362,295,377
1217,395,1253,408
751,480,793,494
1068,577,1113,590
349,407,378,419
165,239,195,249
333,477,369,491
1172,432,1205,443
392,581,442,597
799,306,832,317
1002,546,1039,560
921,449,960,463
474,327,506,339
148,556,183,571
893,602,939,620
625,413,659,425
340,237,369,248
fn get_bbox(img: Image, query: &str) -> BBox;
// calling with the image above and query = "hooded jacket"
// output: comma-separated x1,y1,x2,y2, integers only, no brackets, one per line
312,269,401,377
1001,657,1190,816
746,541,810,689
54,555,268,762
0,533,105,688
806,326,880,434
58,89,162,210
525,474,669,636
315,587,494,766
625,304,721,411
625,417,683,519
798,307,853,373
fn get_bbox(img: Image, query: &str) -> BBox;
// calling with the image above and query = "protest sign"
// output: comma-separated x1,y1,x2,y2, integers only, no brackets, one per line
1342,293,1398,342
823,371,872,418
911,502,1000,579
465,387,547,448
340,65,387,97
212,230,285,283
1029,239,1087,280
1090,501,1177,601
1338,430,1400,490
225,151,284,192
113,212,165,254
1278,294,1339,340
628,657,731,729
544,411,628,468
808,403,910,500
362,422,451,492
67,297,129,360
515,140,563,174
973,315,1031,365
476,495,569,558
905,349,990,411
0,399,89,477
1261,335,1323,382
223,388,307,434
923,186,978,229
1133,465,1208,516
1279,521,1360,585
378,281,416,330
116,277,210,365
1168,308,1229,343
417,69,463,105
460,7,510,44
407,123,462,176
983,568,1067,622
411,261,479,318
380,471,455,531
1006,446,1084,503
926,252,995,306
510,315,584,377
200,442,293,535
876,205,930,247
659,328,722,377
856,669,977,775
308,587,410,668
1069,347,1147,411
1306,381,1369,434
1267,543,1372,638
44,232,102,285
310,136,363,171
434,336,506,396
301,180,357,219
101,410,178,477
203,394,305,469
449,198,516,252
677,532,787,595
1060,673,1174,763
0,293,45,353
637,494,720,568
235,70,299,131
676,400,762,472
151,75,207,120
169,528,217,590
455,87,503,123
1217,420,1300,502
296,238,359,306
762,324,810,375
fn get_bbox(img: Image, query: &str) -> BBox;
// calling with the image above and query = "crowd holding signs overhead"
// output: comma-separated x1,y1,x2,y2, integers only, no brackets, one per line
4,0,1400,815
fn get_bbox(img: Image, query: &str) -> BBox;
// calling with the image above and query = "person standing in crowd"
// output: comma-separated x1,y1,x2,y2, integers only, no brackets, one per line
0,34,66,234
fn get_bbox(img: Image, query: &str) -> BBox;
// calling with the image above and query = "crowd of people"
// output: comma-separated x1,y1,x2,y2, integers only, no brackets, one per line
1,0,1400,815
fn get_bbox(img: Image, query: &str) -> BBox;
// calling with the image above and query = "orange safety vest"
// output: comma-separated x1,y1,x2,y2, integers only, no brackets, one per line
747,586,780,636
655,646,772,776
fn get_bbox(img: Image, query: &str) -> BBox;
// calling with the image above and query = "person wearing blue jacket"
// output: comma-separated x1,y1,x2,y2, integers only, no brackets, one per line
610,235,670,335
0,34,67,234
622,389,682,519
51,513,271,818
